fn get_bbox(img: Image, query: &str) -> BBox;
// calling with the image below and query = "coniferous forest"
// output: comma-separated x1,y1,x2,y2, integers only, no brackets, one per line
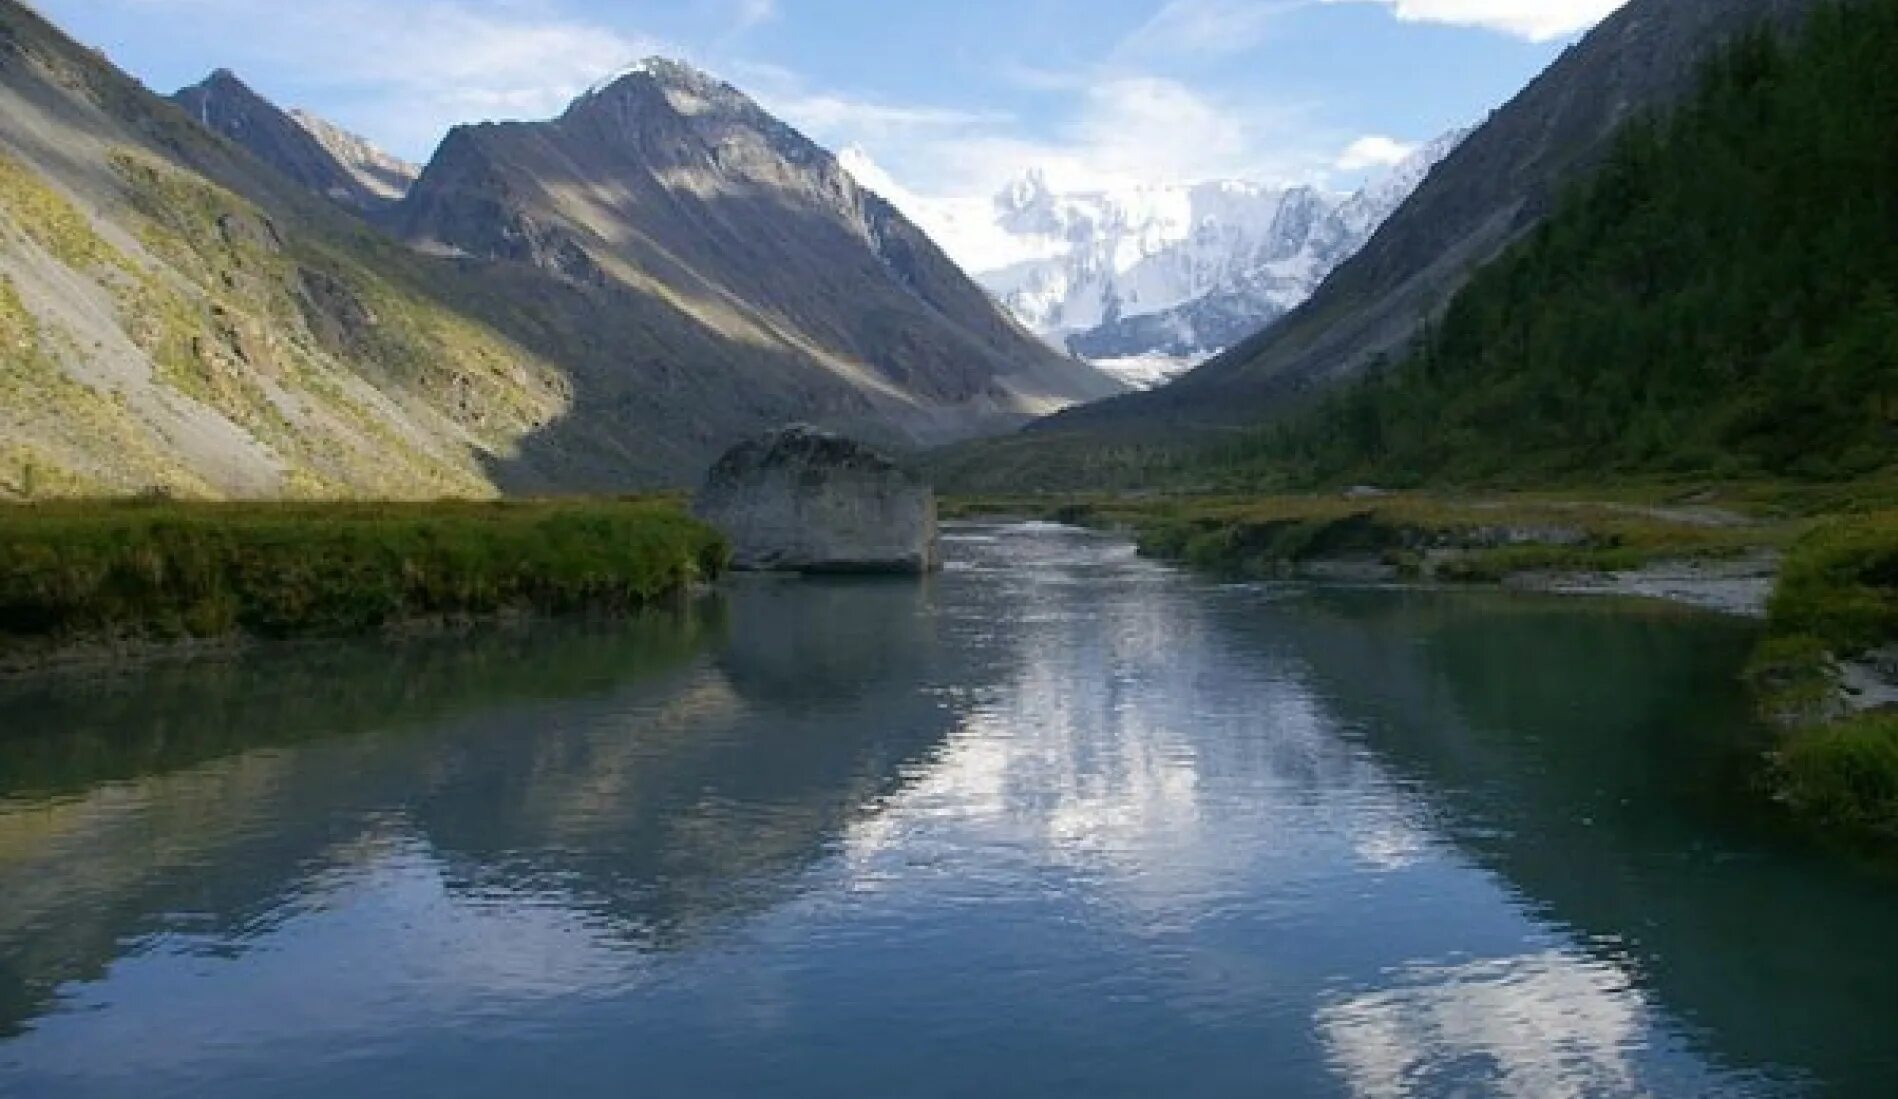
1235,1,1898,488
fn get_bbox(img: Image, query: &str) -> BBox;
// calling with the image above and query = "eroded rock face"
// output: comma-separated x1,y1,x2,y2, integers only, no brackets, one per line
693,427,939,574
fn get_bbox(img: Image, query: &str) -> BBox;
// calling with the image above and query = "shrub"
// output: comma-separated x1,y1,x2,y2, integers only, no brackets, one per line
1777,712,1898,841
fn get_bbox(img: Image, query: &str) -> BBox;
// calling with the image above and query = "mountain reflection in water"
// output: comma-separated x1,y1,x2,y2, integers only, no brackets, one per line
0,524,1892,1098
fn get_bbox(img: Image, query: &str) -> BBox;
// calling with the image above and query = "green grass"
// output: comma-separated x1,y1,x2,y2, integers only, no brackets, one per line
1745,511,1898,843
0,498,729,660
950,490,1784,581
0,151,130,272
1777,712,1898,841
1749,510,1898,714
1764,510,1898,658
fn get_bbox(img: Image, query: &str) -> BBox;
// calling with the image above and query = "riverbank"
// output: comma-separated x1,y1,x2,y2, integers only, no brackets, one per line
1748,510,1898,842
947,490,1898,844
0,498,730,672
944,491,1795,609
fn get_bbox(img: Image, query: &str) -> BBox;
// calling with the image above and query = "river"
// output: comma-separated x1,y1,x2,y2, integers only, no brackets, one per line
0,523,1892,1097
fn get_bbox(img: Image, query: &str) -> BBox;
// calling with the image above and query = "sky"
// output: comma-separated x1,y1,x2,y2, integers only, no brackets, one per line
37,0,1629,203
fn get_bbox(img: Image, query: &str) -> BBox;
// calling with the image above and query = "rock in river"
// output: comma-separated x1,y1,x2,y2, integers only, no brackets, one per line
692,426,940,574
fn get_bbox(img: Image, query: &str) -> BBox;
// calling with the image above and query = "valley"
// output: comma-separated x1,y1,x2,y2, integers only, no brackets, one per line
0,0,1890,839
0,0,1895,1091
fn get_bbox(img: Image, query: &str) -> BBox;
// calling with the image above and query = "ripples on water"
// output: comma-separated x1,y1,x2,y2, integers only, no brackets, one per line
0,523,1892,1097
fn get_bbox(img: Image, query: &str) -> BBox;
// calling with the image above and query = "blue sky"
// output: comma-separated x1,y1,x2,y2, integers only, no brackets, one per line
37,0,1627,198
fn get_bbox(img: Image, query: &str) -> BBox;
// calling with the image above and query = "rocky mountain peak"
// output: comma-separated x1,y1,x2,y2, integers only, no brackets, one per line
623,56,723,93
286,109,419,203
171,70,414,213
557,55,820,175
175,68,269,128
569,56,756,124
386,56,1120,448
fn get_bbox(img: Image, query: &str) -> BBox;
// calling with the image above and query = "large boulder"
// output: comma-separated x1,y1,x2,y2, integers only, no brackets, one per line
692,426,940,574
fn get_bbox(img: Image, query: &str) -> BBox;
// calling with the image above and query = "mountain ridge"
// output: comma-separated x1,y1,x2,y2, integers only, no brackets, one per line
1001,0,1830,456
388,58,1122,448
171,69,413,214
843,132,1463,383
0,10,1115,499
287,108,418,205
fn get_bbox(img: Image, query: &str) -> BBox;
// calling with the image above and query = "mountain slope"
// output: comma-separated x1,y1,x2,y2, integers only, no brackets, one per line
171,70,412,214
1219,0,1898,487
989,0,1829,471
0,6,1113,499
390,60,1121,447
0,4,585,499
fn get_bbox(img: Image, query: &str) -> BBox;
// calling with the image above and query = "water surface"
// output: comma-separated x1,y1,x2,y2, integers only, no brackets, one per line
1,523,1893,1097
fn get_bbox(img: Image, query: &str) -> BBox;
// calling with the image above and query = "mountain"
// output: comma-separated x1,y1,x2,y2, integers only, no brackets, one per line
977,175,1327,349
388,59,1120,444
171,69,414,213
1220,0,1898,488
0,4,1114,499
937,0,1831,490
1064,133,1467,375
0,6,572,499
843,135,1462,388
287,108,420,206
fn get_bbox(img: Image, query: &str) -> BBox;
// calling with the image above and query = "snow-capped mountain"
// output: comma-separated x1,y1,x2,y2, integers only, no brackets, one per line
842,131,1466,388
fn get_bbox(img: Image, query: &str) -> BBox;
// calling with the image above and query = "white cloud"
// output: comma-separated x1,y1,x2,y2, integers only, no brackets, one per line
1122,0,1626,57
1318,952,1652,1099
764,93,1009,142
734,0,777,29
114,0,1326,200
1335,134,1417,171
773,67,1327,205
1121,0,1302,59
117,0,660,158
1328,0,1629,41
97,0,1481,238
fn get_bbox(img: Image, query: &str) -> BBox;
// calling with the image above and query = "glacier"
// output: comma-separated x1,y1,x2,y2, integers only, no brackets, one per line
842,131,1466,388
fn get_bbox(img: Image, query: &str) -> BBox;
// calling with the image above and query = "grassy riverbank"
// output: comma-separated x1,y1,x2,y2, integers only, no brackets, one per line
947,490,1792,583
949,489,1898,844
1753,511,1898,841
0,498,729,666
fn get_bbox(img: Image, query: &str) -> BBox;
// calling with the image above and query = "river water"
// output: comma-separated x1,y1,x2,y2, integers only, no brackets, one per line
0,523,1893,1097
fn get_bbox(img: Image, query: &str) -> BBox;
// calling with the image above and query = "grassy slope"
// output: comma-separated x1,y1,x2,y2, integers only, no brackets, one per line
0,499,728,664
0,3,578,499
